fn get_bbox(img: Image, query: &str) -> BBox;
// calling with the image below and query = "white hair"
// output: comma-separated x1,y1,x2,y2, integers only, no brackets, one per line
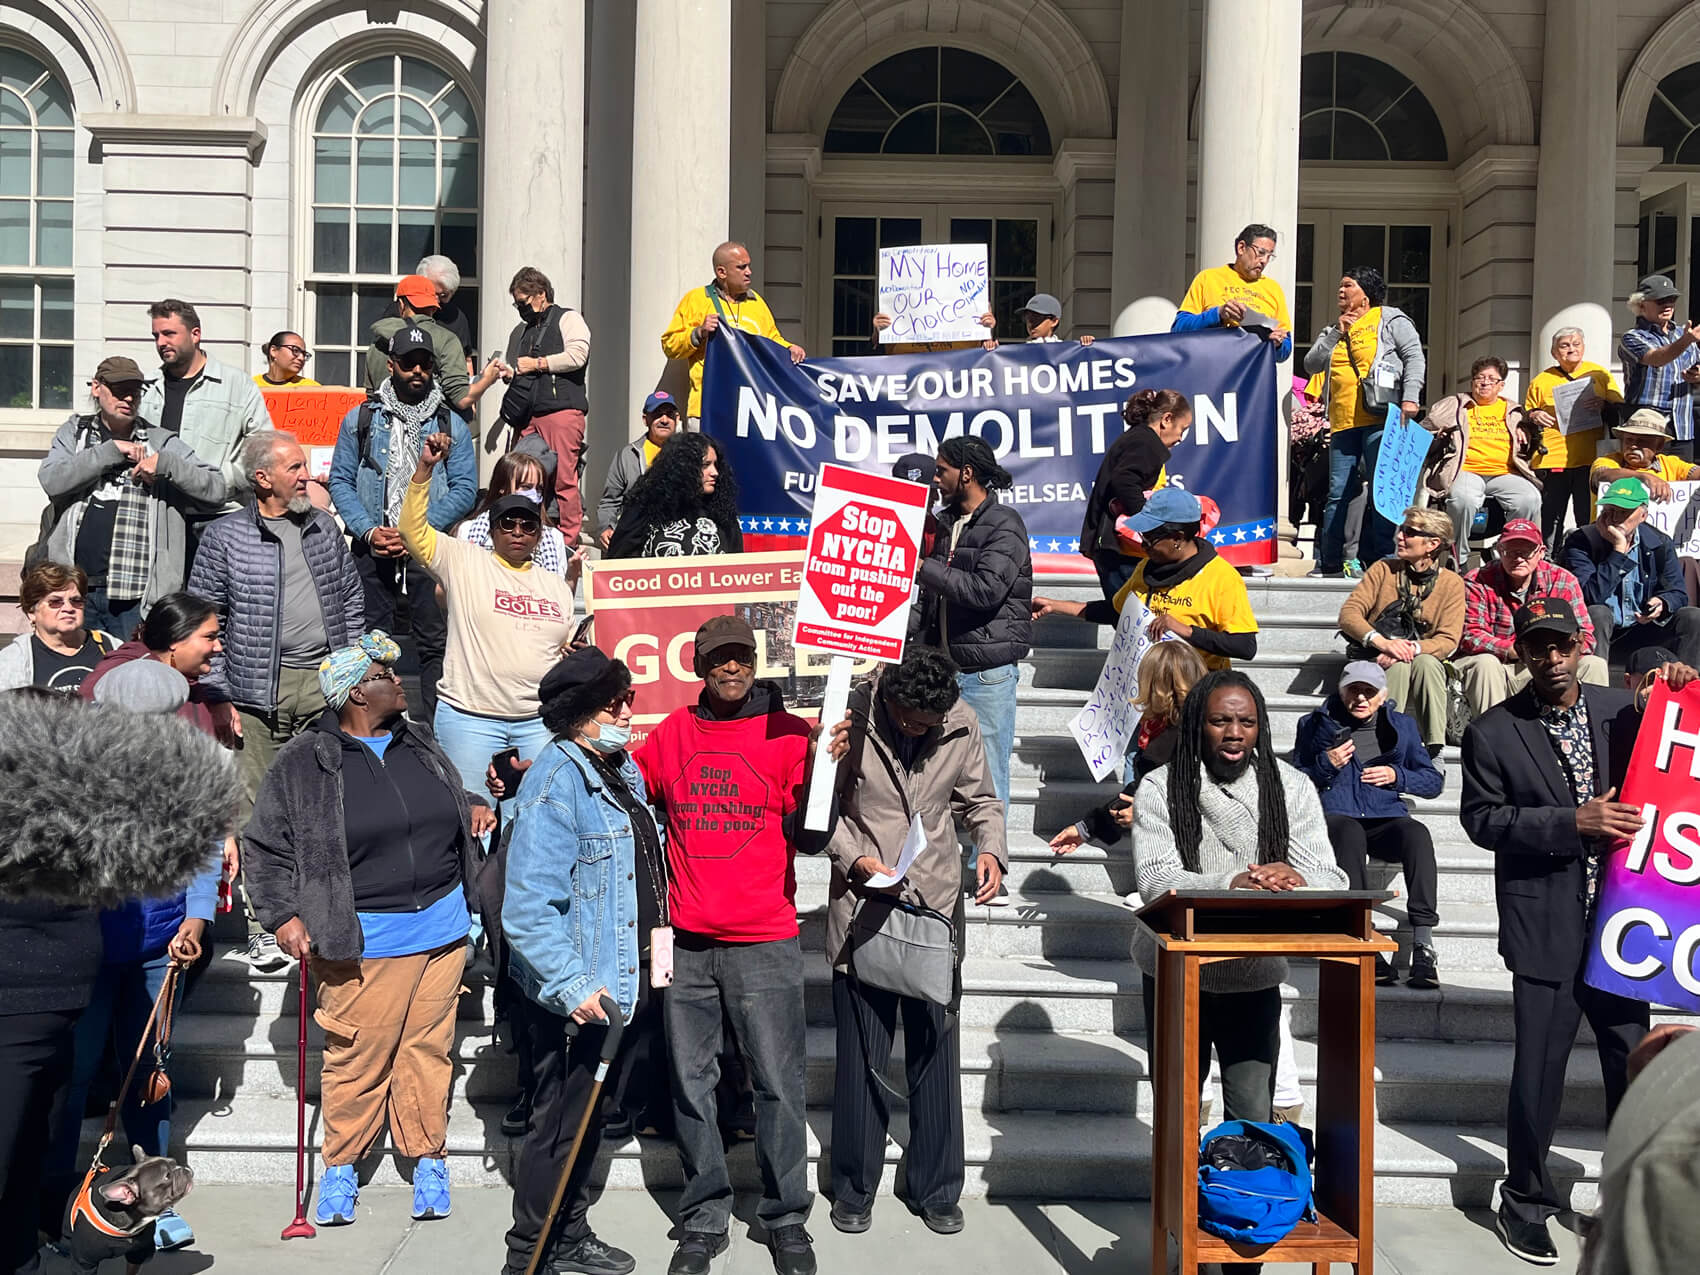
237,429,300,492
415,254,460,296
1628,291,1649,315
1549,326,1585,353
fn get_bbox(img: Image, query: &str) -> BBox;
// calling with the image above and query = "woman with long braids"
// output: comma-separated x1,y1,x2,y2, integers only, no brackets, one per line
1129,669,1346,1135
604,432,745,560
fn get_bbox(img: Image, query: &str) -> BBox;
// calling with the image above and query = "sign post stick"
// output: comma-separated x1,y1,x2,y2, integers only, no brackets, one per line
804,655,854,832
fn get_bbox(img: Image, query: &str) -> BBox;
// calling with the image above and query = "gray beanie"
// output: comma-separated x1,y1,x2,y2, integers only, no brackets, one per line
93,659,190,715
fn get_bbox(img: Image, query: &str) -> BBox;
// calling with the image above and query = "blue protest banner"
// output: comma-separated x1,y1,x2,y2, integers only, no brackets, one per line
1372,405,1431,523
700,327,1279,575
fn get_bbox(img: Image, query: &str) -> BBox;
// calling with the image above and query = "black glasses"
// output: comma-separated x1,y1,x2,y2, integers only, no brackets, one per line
1397,525,1438,539
277,343,310,360
602,690,637,712
496,513,542,533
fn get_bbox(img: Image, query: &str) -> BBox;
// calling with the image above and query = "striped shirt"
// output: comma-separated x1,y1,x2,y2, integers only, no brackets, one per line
1619,317,1700,441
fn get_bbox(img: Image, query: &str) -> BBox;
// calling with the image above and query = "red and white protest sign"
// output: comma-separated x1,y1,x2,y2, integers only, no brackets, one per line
793,463,930,663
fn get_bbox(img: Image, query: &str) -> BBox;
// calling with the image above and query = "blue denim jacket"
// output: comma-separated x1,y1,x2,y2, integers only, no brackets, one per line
502,740,652,1022
325,399,477,541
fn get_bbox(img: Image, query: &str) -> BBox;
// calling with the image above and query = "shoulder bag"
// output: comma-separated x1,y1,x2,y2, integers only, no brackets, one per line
846,893,956,1006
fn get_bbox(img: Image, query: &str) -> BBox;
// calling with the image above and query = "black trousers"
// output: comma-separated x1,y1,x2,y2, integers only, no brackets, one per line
1586,602,1700,669
1092,548,1137,604
503,984,655,1268
1140,977,1280,1124
0,1008,80,1272
351,539,446,720
1326,814,1439,930
1536,466,1592,550
1503,971,1646,1224
605,986,671,1133
829,971,963,1213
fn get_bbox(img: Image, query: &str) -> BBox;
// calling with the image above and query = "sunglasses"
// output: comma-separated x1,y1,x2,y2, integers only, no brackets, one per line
357,666,399,687
496,513,542,533
1397,525,1439,539
602,690,638,712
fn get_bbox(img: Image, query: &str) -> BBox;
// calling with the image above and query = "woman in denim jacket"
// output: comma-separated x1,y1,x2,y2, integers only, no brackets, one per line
500,647,665,1275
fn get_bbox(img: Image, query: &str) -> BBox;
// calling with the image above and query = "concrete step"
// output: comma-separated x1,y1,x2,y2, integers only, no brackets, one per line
1033,612,1350,657
1024,648,1350,698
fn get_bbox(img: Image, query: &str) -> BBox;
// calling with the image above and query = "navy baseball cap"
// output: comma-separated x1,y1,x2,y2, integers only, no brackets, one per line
1125,486,1203,533
892,452,936,486
488,492,542,523
642,389,680,416
389,325,433,362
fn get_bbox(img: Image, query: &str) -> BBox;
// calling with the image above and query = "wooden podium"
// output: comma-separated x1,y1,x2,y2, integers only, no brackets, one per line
1136,889,1395,1274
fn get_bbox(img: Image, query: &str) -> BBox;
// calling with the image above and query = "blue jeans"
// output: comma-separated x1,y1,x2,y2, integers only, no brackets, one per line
1318,426,1393,572
954,663,1017,810
84,590,144,644
431,700,554,815
47,950,182,1180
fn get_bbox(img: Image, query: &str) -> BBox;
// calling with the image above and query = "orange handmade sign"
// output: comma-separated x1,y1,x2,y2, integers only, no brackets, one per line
261,387,367,447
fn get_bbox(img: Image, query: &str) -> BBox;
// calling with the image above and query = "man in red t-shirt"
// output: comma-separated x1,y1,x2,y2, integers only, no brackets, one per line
633,615,819,1275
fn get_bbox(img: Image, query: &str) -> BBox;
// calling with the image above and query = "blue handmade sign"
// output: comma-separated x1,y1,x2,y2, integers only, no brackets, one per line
1372,405,1431,522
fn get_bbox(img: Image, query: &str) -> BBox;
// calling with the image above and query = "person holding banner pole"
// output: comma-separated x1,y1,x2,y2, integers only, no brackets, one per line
1171,224,1294,361
1524,328,1620,547
1305,268,1425,577
661,242,803,429
1459,597,1698,1265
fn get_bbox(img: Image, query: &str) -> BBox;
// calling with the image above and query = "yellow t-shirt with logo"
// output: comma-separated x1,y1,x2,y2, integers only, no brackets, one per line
1587,450,1700,517
1178,265,1293,335
1523,362,1621,470
1111,552,1259,672
1326,308,1383,433
1463,399,1514,476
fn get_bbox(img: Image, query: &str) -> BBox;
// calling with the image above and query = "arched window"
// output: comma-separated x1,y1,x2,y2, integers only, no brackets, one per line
1299,52,1447,163
307,54,478,386
0,47,73,409
1646,63,1700,165
825,47,1051,157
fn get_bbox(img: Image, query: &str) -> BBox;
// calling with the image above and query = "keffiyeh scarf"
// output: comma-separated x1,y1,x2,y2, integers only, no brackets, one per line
377,377,445,526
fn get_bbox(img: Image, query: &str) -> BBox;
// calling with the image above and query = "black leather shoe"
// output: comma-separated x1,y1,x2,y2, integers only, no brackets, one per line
1407,943,1440,990
667,1231,728,1275
1374,953,1398,985
920,1204,964,1235
767,1225,817,1275
829,1199,872,1233
1496,1207,1559,1265
501,1096,530,1137
548,1235,636,1275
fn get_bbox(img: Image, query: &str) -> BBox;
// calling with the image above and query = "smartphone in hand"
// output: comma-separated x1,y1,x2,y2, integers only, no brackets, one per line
491,746,525,794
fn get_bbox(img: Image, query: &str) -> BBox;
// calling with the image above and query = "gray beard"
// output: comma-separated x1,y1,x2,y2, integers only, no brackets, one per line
285,495,313,516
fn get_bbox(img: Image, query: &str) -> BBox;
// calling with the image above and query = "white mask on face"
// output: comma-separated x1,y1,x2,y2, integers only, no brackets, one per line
515,488,543,505
584,722,630,753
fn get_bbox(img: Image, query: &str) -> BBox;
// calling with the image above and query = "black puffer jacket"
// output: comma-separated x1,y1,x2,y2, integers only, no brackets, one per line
915,498,1033,671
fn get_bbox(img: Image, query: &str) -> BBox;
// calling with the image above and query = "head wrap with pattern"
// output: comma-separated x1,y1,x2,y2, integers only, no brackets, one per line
318,630,402,708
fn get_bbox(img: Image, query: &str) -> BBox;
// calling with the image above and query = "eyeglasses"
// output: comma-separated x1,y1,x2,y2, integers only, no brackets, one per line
1242,244,1276,262
1397,525,1439,539
40,594,84,610
1472,375,1504,386
277,344,311,360
496,512,542,533
601,690,637,713
357,667,399,687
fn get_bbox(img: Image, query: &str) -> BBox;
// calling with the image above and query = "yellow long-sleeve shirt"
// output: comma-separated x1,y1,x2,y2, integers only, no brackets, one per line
400,478,576,719
661,284,788,419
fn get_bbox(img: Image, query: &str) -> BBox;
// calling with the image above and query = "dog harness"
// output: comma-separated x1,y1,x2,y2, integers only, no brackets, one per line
70,1164,148,1239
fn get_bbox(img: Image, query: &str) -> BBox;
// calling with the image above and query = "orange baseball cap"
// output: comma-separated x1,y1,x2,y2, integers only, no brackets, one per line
395,274,438,307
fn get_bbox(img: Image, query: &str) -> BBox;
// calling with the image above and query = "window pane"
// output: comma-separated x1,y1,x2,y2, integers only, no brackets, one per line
993,280,1029,335
1679,132,1700,166
996,219,1038,278
1654,212,1678,271
439,213,476,273
1388,225,1431,284
940,48,1013,116
0,344,29,406
0,90,27,127
949,218,992,247
1332,52,1409,124
440,141,477,207
357,285,392,333
342,57,395,103
833,217,874,275
40,276,71,339
317,88,357,133
1341,224,1386,272
398,95,435,138
1330,112,1389,162
1301,52,1445,164
1295,285,1313,345
980,82,1051,156
317,351,352,388
0,199,27,264
355,139,393,204
38,129,72,196
823,81,892,154
833,278,872,339
938,105,992,156
1387,287,1430,344
36,199,70,265
397,209,434,267
884,107,937,155
29,80,71,128
314,138,351,202
357,96,395,136
1299,111,1332,162
316,285,352,346
861,47,935,118
355,209,391,273
39,342,71,409
0,277,31,337
1297,223,1315,279
435,85,475,136
313,208,349,272
397,140,435,205
878,218,923,250
1378,90,1447,161
400,58,451,104
0,130,27,195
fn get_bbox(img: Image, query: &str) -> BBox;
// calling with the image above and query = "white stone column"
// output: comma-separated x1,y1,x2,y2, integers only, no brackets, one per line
1110,0,1188,336
1529,0,1617,375
480,0,585,475
628,0,733,413
1194,0,1301,545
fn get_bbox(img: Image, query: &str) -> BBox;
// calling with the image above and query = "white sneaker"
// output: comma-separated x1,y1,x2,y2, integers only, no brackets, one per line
243,932,293,972
1123,891,1144,909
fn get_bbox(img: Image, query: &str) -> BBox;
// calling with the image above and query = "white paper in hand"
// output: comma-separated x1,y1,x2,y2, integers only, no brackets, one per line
864,813,926,889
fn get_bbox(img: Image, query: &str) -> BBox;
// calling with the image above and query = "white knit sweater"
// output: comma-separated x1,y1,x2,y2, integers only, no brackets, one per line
1130,758,1348,992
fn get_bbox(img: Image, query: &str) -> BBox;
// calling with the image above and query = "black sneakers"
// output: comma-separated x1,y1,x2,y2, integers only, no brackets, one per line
1496,1207,1559,1266
1407,943,1440,990
767,1225,817,1275
546,1235,637,1275
666,1231,728,1275
1374,953,1399,986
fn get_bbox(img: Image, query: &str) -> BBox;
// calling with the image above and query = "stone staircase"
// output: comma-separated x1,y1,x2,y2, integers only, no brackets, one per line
82,574,1697,1208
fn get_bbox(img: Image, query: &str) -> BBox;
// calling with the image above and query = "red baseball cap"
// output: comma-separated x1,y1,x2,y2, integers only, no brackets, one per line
1498,519,1543,547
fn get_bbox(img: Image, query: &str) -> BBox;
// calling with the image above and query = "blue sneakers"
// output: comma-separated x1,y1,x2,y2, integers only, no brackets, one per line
153,1209,194,1250
411,1156,451,1220
315,1163,358,1226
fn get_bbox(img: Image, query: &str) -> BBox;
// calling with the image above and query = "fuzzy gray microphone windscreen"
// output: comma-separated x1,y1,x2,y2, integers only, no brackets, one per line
0,693,239,906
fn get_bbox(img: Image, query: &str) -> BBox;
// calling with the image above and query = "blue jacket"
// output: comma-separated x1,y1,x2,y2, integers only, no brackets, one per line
99,847,222,965
326,398,477,542
502,741,653,1023
1560,522,1688,625
1292,697,1443,820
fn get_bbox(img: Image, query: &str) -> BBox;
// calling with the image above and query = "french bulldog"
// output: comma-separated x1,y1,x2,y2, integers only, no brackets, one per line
63,1147,195,1274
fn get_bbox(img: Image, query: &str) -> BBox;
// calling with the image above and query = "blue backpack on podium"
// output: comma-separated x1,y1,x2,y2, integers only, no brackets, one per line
1196,1119,1316,1245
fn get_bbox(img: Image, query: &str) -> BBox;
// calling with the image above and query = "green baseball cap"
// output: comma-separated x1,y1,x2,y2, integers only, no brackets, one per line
1600,476,1651,511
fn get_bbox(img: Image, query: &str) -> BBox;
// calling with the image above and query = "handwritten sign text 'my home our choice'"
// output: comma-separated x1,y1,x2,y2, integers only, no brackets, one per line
878,243,990,345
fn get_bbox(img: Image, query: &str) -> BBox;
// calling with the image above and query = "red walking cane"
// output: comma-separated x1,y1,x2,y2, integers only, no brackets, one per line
281,960,317,1240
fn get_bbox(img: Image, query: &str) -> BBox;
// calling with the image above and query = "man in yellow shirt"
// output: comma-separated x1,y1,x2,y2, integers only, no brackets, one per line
660,241,805,428
1172,223,1293,361
1589,409,1700,513
1524,326,1623,546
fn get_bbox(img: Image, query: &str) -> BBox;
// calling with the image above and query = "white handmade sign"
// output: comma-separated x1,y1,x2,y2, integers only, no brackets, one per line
1626,479,1700,557
877,243,990,345
1068,594,1156,782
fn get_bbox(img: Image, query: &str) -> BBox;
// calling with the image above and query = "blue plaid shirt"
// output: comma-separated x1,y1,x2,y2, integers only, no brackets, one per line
1619,317,1700,441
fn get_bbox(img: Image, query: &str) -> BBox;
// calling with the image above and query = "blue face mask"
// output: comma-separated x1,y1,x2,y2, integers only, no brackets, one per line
585,722,630,754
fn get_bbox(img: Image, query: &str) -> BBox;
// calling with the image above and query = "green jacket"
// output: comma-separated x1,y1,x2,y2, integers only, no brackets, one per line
363,314,470,407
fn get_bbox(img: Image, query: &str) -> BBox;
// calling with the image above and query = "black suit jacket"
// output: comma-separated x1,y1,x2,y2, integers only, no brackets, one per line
1460,684,1642,981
